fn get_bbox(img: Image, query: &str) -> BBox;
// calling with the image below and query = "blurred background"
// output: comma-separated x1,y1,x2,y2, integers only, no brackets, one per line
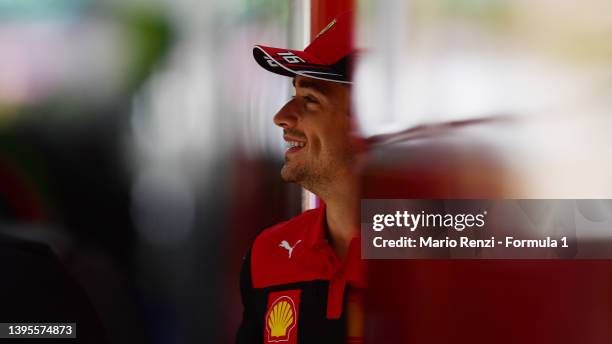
1,0,611,343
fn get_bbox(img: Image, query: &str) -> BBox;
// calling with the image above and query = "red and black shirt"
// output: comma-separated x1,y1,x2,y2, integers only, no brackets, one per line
236,205,365,344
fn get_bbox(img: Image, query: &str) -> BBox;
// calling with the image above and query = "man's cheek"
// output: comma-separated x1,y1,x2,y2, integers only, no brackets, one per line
308,138,322,154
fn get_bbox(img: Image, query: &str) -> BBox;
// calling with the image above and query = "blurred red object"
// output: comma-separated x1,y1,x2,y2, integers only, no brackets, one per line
361,120,612,344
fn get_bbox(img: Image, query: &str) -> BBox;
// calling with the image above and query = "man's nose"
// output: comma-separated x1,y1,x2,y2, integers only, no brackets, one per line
273,100,298,128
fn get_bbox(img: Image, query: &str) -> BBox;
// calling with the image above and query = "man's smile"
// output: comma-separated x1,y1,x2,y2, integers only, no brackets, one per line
284,135,307,155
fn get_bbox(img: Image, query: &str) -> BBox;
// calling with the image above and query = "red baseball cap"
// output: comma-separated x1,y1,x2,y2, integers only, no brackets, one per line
253,11,354,84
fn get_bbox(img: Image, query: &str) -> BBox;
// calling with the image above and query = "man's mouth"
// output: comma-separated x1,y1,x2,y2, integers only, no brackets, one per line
285,139,306,154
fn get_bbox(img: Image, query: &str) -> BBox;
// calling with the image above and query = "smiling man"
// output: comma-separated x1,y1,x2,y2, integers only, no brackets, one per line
237,12,365,344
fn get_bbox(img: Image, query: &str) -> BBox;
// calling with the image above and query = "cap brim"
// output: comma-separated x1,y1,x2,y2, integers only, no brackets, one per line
253,45,351,83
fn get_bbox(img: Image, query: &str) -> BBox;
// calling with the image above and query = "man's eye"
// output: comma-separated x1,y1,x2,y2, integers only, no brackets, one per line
303,95,318,104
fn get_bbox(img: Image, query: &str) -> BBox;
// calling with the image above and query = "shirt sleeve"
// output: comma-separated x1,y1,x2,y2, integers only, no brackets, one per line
235,248,262,343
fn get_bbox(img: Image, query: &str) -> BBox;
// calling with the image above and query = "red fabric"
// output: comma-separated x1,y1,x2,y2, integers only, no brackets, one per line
305,11,353,65
310,0,355,40
252,10,354,81
251,205,365,319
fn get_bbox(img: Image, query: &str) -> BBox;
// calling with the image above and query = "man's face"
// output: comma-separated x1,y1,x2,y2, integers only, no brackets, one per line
273,75,354,192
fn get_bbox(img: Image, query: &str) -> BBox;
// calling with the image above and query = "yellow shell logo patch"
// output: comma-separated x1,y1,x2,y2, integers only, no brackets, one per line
266,296,296,341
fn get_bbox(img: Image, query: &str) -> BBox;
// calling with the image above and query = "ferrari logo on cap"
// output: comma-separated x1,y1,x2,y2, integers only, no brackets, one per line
316,18,337,39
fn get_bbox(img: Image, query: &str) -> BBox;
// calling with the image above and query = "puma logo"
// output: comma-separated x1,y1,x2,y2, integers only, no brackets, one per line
279,240,302,259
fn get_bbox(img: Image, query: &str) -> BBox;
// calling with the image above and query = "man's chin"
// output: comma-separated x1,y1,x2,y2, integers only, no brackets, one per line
280,166,298,183
281,163,309,184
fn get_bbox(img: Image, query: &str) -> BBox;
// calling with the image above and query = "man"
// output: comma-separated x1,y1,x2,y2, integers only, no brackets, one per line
237,11,365,344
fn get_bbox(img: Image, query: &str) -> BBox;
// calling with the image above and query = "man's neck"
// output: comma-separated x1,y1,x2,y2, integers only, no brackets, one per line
317,176,360,259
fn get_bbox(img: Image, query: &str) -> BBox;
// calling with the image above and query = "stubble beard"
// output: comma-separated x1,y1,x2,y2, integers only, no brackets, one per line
280,151,353,196
280,161,329,194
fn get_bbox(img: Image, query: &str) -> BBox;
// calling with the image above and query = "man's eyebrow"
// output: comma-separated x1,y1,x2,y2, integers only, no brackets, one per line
293,77,328,95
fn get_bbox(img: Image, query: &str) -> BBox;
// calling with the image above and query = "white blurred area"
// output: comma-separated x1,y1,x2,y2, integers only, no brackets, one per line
4,0,612,240
355,0,612,197
0,0,307,247
0,1,133,108
128,0,309,246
